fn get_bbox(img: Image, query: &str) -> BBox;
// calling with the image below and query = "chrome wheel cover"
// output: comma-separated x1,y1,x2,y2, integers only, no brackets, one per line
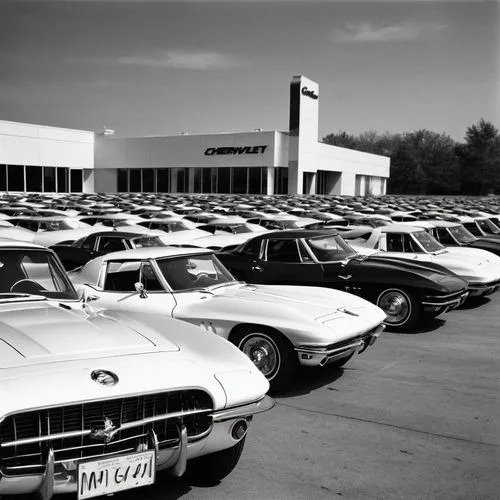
239,334,280,379
378,289,411,325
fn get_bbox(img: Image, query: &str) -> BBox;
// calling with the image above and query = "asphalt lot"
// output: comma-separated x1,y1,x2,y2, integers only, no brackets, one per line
108,294,500,500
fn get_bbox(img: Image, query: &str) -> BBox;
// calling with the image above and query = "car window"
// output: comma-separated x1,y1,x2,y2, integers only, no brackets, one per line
97,237,127,253
0,249,77,300
266,239,301,263
156,254,234,291
141,263,164,291
402,234,421,253
104,261,141,291
412,231,444,253
436,228,455,244
239,237,263,259
386,234,404,252
463,222,481,236
306,235,354,262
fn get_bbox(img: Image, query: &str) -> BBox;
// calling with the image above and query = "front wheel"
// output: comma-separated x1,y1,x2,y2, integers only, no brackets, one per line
376,288,420,332
186,437,246,484
231,327,298,391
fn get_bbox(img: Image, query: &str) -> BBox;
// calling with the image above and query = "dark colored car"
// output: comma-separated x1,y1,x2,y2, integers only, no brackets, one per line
429,221,500,257
52,231,166,270
217,230,469,331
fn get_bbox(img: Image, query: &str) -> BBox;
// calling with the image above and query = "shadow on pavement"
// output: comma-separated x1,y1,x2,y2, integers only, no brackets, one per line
385,317,446,335
457,296,491,310
271,365,346,398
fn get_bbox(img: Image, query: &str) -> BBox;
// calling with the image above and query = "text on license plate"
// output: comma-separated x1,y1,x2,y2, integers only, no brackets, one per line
78,450,155,500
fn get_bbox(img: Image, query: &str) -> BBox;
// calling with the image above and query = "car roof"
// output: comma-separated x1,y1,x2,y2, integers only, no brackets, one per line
88,231,158,239
0,240,45,249
101,246,214,261
255,229,340,239
379,225,426,234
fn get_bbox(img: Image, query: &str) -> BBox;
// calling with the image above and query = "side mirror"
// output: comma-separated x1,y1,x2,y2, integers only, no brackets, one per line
134,282,148,299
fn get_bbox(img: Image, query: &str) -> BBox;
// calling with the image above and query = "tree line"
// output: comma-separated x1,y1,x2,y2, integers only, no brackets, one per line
322,119,500,195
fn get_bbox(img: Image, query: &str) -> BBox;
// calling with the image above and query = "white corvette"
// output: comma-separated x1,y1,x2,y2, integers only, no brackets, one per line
0,242,272,498
69,247,386,390
347,225,500,297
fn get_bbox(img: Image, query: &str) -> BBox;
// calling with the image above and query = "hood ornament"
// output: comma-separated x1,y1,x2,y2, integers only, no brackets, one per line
90,417,117,444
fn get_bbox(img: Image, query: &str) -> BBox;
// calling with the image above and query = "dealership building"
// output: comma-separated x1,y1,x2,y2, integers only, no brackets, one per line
0,76,390,196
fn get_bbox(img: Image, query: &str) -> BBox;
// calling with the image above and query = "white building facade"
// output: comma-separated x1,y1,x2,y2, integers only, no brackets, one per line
0,76,390,195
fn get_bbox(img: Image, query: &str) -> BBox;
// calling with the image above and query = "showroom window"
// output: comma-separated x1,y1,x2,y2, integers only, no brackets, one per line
26,166,43,192
274,167,288,194
193,168,202,193
0,165,6,191
175,168,189,193
156,168,170,192
142,169,155,192
57,167,69,192
202,168,212,193
232,167,248,194
44,167,56,192
70,169,83,192
248,167,267,194
117,169,128,192
217,167,231,194
129,169,141,192
8,165,24,191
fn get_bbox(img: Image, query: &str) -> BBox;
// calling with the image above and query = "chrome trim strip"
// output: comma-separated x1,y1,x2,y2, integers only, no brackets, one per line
1,408,212,448
212,395,275,422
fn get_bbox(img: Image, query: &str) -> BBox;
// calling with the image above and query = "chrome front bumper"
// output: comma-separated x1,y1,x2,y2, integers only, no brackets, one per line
467,281,499,298
294,325,385,367
0,396,274,499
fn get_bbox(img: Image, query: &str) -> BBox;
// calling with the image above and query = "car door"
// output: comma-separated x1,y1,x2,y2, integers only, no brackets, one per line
88,260,176,316
251,237,323,285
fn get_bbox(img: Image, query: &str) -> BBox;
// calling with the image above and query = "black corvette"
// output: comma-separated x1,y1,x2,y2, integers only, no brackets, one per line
217,230,469,331
51,231,166,270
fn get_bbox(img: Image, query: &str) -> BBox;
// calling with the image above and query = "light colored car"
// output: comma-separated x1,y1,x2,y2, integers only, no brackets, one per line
69,247,386,390
0,242,272,497
349,225,500,297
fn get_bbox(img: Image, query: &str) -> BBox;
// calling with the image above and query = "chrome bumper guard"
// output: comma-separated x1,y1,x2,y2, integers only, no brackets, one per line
0,396,274,499
295,325,385,367
422,290,469,311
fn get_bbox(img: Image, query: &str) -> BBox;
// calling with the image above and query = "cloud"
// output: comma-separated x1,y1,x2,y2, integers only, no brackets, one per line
115,50,241,70
333,21,448,43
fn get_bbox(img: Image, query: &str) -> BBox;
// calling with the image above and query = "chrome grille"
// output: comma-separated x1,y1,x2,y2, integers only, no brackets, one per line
0,390,213,469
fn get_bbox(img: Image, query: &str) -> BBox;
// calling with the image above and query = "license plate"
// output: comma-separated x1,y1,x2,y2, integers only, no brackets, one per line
77,450,155,500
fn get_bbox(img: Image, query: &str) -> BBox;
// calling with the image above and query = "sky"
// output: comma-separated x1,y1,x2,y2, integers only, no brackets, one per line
0,0,498,142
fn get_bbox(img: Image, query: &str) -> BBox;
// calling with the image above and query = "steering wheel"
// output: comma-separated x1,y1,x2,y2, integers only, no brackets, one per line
192,273,211,283
10,279,45,293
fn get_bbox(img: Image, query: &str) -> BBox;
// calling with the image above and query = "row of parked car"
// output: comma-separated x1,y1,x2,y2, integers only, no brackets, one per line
1,191,500,498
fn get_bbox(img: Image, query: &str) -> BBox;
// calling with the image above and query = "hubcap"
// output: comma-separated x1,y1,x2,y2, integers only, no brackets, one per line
241,336,278,378
379,292,409,324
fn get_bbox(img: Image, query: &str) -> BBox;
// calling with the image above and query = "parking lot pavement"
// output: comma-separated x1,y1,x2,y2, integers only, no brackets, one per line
115,295,500,500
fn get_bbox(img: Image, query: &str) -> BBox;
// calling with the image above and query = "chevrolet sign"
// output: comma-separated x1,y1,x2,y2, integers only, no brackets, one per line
204,145,268,156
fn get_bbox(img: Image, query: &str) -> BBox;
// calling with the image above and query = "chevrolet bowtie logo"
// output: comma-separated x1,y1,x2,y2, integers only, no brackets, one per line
89,417,117,444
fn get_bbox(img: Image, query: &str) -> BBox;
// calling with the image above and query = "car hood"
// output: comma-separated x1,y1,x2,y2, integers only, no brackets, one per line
0,301,179,369
431,251,500,281
210,283,378,316
174,283,386,343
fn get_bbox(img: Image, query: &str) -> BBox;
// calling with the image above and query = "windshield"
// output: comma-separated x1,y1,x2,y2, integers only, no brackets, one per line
412,231,445,253
156,253,236,291
132,236,166,248
305,235,356,262
39,219,83,231
448,225,477,243
0,249,78,300
162,221,190,232
476,219,500,234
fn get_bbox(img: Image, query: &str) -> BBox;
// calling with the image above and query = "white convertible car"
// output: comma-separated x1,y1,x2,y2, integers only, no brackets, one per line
69,247,387,390
0,242,273,498
345,225,500,297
